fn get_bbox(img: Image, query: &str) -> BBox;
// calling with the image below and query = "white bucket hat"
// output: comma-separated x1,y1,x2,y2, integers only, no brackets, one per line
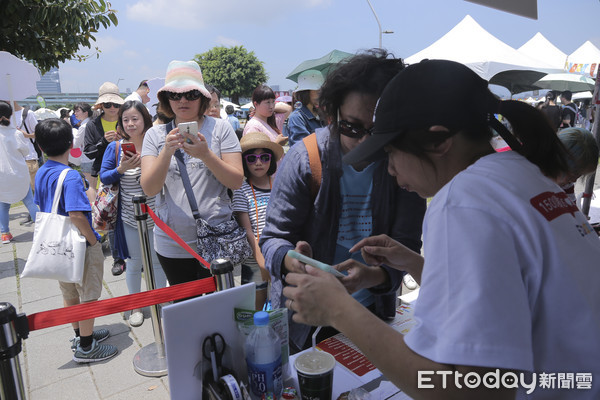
294,70,325,93
95,82,124,106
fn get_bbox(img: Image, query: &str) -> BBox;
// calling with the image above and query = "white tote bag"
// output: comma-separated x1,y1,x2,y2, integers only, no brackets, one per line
21,168,87,284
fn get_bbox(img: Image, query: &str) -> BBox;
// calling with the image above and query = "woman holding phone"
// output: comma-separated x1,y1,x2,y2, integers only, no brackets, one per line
140,60,243,286
99,101,167,327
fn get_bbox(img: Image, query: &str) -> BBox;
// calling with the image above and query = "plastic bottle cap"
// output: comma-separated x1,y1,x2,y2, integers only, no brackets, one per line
253,311,269,326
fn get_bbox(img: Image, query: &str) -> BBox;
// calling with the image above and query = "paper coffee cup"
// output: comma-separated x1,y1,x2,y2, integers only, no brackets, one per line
295,351,336,400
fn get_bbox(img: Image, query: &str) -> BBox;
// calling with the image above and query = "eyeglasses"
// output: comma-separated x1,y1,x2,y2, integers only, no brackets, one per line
102,102,121,109
244,153,271,164
166,90,203,101
337,115,374,140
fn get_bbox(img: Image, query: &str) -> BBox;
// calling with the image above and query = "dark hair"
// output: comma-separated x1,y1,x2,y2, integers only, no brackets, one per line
0,100,12,126
561,90,573,101
225,105,235,115
118,100,153,139
545,91,556,101
294,90,312,107
59,109,70,119
206,84,221,101
138,80,149,90
319,49,405,134
242,148,277,178
252,84,280,134
35,118,73,157
157,91,210,119
74,102,93,118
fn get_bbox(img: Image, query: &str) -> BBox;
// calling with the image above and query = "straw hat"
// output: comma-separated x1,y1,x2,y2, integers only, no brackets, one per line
157,60,211,99
94,82,124,106
294,70,325,93
240,131,284,162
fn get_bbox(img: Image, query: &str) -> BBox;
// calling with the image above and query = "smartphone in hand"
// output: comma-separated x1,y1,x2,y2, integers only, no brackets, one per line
178,121,198,144
121,142,136,155
287,250,345,277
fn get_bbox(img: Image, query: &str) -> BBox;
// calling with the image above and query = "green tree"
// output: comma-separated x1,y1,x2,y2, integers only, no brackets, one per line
0,0,118,73
195,46,268,105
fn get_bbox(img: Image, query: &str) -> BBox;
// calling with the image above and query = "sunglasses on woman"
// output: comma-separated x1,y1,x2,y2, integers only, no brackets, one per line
166,90,203,101
102,102,121,109
337,110,374,139
244,153,271,164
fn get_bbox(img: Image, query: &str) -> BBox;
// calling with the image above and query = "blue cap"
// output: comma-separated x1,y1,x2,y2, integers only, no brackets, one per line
253,311,269,326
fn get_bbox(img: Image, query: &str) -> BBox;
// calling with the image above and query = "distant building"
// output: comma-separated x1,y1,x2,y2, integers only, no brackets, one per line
36,67,61,94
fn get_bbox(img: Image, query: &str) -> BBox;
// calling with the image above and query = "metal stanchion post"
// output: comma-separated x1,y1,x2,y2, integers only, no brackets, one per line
0,302,29,400
211,258,235,291
131,195,168,377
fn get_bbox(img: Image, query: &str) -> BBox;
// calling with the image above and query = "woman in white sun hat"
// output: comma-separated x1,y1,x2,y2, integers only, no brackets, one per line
140,60,243,286
287,69,326,147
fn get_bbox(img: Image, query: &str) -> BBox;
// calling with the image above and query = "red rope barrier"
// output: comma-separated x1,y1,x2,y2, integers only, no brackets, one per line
27,277,216,332
141,203,211,268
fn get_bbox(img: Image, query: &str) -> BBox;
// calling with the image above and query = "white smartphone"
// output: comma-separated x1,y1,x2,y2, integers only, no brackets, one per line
178,121,198,144
286,250,345,277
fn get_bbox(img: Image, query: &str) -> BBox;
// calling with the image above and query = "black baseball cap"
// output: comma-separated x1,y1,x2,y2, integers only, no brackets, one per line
343,59,493,165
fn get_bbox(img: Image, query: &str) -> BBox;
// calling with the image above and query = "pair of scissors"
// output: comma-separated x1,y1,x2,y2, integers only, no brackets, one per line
202,333,226,382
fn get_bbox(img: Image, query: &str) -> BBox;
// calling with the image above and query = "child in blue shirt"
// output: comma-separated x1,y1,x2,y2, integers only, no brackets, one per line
34,119,118,363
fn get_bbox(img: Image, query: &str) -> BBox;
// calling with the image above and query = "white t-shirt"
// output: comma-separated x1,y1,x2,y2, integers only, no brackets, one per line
404,151,600,399
141,117,241,258
71,118,91,165
12,109,38,161
0,126,31,203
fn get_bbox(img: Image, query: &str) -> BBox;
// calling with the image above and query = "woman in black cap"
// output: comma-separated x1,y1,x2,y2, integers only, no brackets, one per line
284,60,600,398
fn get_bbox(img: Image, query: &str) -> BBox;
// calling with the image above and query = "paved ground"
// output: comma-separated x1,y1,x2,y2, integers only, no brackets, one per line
1,206,176,400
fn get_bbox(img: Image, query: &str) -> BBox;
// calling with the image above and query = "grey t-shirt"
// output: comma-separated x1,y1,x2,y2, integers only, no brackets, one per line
141,117,241,258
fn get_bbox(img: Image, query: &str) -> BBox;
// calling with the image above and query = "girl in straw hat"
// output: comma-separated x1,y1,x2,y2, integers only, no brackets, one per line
232,131,283,310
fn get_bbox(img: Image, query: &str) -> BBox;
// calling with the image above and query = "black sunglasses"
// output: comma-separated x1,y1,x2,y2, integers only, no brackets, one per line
167,90,203,101
244,153,271,164
337,119,374,139
102,102,121,109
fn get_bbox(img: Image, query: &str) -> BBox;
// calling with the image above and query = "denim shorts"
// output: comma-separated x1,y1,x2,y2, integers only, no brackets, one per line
80,161,94,174
241,258,268,290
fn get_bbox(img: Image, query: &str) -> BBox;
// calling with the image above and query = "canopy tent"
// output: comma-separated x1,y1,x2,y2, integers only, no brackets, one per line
518,33,568,70
566,41,600,77
405,15,560,83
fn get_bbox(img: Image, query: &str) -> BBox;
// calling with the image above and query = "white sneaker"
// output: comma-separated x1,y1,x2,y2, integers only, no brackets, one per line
403,274,419,290
129,311,144,327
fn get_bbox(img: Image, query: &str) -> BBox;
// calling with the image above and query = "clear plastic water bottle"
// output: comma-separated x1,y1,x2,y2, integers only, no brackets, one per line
245,311,283,400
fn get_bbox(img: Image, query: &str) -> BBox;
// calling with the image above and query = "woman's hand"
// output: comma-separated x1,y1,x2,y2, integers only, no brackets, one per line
335,259,387,294
104,130,119,142
117,151,141,174
349,234,424,283
275,134,288,146
162,126,184,157
181,131,211,160
283,241,312,274
283,265,350,326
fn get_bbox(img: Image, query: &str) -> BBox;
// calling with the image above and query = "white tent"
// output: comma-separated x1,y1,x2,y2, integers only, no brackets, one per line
566,41,600,77
518,33,568,71
405,15,560,81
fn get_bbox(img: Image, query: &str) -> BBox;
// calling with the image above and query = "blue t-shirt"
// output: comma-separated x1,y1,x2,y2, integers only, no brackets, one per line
34,160,101,243
333,161,379,307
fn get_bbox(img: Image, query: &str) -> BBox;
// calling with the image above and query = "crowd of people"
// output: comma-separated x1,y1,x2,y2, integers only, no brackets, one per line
1,50,599,398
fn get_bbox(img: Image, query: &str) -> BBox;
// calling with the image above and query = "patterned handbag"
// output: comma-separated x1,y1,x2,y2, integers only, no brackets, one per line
174,149,252,265
92,142,120,232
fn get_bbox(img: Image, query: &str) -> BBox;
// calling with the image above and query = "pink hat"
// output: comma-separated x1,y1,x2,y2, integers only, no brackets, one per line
157,60,211,99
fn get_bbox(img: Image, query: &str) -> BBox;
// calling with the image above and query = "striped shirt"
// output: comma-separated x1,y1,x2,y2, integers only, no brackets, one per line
232,181,271,238
120,166,156,229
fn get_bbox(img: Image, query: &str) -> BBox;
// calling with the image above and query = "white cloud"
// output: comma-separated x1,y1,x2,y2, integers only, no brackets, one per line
215,36,242,47
126,0,331,29
93,36,127,53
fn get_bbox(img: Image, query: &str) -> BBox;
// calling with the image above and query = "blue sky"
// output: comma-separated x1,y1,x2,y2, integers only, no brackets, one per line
58,0,600,98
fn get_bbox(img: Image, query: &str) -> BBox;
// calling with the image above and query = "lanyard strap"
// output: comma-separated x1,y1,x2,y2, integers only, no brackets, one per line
248,177,271,242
